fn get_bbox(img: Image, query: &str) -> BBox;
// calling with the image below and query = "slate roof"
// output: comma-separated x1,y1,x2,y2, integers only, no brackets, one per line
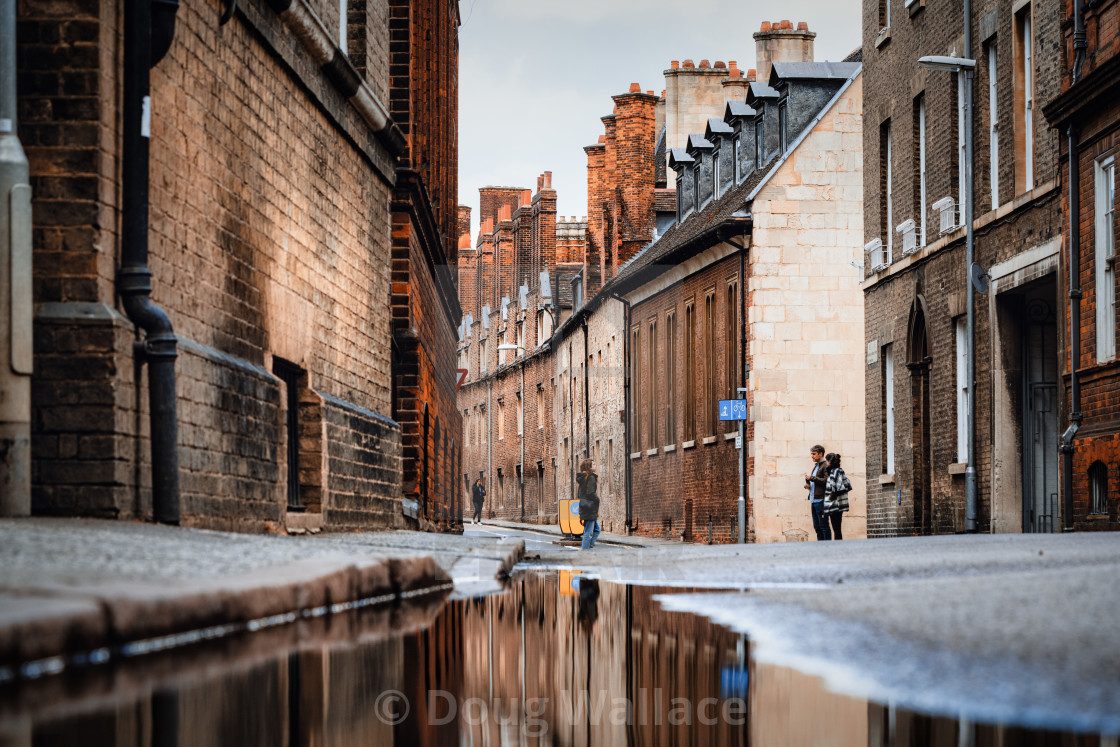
668,148,695,168
654,127,667,186
608,153,780,293
706,117,734,138
769,61,861,86
724,101,756,121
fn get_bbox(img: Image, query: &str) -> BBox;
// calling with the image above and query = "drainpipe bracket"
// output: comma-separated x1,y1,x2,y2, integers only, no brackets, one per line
134,333,179,360
117,266,154,295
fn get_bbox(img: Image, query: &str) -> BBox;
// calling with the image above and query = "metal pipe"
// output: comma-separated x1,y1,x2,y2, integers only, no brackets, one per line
620,296,632,531
1061,123,1082,531
965,63,978,532
120,0,180,524
520,355,524,521
582,319,590,461
1072,0,1087,84
0,0,32,516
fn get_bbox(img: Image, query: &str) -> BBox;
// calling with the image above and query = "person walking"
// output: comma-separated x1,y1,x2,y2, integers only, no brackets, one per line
822,452,851,540
576,459,601,550
471,478,486,524
805,445,830,540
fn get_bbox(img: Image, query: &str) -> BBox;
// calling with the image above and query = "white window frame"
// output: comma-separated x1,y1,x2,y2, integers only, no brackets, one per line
734,135,742,183
339,0,347,51
885,124,893,257
1096,154,1117,362
884,344,895,474
713,151,721,199
958,73,967,217
1021,9,1034,189
988,44,1000,210
956,316,969,462
919,97,927,246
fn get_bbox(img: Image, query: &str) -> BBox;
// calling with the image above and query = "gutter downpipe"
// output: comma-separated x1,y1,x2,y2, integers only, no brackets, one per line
963,0,979,532
121,0,180,524
1061,0,1087,531
725,230,750,543
582,318,590,463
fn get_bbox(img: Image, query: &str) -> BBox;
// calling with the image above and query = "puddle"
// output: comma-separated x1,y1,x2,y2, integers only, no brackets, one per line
1,573,1115,745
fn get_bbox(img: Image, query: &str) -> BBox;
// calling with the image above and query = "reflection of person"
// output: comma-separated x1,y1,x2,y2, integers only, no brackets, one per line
823,453,850,540
576,459,600,550
805,445,830,540
471,478,485,524
578,577,600,633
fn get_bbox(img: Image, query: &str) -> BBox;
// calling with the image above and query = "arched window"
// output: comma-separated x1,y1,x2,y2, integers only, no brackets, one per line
1089,461,1109,515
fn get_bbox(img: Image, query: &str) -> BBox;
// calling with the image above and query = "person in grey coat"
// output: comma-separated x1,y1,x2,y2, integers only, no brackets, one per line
576,459,600,550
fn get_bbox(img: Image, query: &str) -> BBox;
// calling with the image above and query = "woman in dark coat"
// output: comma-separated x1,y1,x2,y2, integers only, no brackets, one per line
822,452,851,540
576,459,600,550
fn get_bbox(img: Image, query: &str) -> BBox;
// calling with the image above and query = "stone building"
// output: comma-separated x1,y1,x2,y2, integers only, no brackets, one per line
1042,0,1120,529
861,0,1065,535
609,57,866,544
20,0,462,530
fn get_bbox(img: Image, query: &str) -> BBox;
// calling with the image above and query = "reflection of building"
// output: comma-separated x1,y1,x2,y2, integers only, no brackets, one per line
861,0,1069,535
1042,0,1120,529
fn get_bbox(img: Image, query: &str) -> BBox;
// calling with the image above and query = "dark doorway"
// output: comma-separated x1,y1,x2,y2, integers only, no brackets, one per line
1020,281,1059,533
273,358,304,512
907,301,932,535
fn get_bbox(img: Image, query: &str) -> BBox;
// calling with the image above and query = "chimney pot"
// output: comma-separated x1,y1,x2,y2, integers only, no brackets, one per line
797,21,809,31
699,59,710,68
661,89,666,97
537,176,544,191
670,60,680,69
747,68,757,81
598,135,606,143
780,19,792,29
543,171,552,189
521,189,532,206
647,90,655,96
629,82,641,93
715,60,726,69
760,21,771,31
682,59,695,68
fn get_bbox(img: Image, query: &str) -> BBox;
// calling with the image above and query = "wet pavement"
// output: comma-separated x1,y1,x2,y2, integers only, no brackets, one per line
2,566,1118,745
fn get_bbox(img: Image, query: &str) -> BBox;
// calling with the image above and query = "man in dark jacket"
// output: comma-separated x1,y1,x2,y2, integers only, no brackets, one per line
805,445,830,540
471,478,485,524
577,459,600,549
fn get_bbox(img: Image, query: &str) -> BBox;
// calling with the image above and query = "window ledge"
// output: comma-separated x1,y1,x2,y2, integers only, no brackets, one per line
682,440,697,450
702,436,718,446
663,443,677,453
630,451,642,460
948,462,968,475
645,448,659,457
875,27,891,49
879,473,896,485
723,432,737,441
905,0,924,16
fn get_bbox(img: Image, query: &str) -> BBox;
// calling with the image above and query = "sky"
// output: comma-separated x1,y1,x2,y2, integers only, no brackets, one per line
457,0,862,239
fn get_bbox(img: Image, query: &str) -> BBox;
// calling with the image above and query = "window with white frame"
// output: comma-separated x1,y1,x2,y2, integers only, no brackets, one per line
956,316,969,462
958,73,967,217
713,152,721,199
1016,6,1034,192
988,43,1000,210
1096,154,1116,362
733,135,742,183
883,344,895,474
339,0,347,50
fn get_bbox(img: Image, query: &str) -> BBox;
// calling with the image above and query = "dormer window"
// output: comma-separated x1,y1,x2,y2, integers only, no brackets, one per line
779,101,788,153
733,135,742,183
713,152,721,199
693,164,700,211
756,117,764,166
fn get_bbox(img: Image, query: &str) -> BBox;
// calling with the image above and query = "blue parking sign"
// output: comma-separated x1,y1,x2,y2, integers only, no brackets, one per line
719,399,747,421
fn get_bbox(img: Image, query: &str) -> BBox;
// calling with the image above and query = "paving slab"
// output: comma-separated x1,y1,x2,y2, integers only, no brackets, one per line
0,518,523,668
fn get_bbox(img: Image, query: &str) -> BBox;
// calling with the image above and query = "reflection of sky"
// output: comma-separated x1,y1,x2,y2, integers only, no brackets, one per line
458,0,862,237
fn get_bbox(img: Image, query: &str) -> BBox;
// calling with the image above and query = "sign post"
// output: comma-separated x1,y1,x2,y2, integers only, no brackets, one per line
719,394,749,543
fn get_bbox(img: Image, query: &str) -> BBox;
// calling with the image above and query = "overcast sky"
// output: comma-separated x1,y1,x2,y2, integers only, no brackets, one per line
457,0,862,239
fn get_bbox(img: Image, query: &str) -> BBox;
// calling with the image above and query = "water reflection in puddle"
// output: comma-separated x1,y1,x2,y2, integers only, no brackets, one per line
1,572,1114,746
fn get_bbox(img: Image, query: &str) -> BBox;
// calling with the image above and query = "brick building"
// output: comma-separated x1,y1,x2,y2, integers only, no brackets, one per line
1042,0,1120,528
610,54,866,543
457,175,588,524
20,0,462,530
861,0,1066,535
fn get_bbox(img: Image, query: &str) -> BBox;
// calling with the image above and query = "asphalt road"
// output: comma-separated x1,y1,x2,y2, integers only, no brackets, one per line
478,525,1120,735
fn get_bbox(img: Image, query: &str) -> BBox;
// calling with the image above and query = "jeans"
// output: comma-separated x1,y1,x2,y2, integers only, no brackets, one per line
828,510,843,540
581,520,601,549
811,501,831,541
472,503,483,523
